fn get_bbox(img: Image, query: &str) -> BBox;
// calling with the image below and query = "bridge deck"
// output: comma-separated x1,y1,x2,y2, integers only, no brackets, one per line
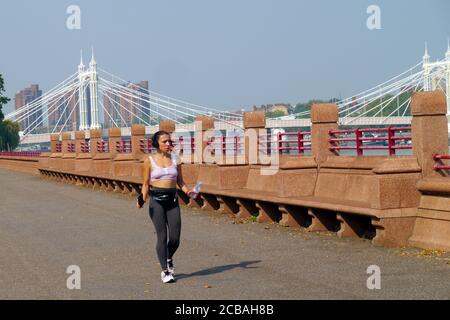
0,168,449,299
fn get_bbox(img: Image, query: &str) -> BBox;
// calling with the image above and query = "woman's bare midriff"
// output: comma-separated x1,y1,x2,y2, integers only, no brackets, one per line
150,180,177,189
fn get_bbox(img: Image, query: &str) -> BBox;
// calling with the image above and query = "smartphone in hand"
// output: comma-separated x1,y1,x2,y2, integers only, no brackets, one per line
137,194,145,208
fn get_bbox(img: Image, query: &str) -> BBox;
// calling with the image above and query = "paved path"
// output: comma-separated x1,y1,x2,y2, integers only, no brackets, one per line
0,168,449,299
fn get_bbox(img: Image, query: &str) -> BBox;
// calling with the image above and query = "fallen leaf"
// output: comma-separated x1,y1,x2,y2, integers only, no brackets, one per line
203,284,212,289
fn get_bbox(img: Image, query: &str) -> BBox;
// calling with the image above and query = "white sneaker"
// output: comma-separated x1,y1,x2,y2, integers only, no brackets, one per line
167,259,175,275
161,270,175,283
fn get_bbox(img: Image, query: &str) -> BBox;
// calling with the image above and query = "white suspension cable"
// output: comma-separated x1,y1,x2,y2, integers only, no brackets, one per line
50,84,81,134
7,72,78,119
21,83,79,135
99,84,186,124
97,86,153,125
98,68,243,119
371,81,421,118
102,90,131,127
57,89,82,135
100,79,244,128
100,82,245,129
99,85,168,125
338,61,423,104
338,69,425,115
20,82,81,141
98,97,119,128
381,80,423,122
15,82,78,125
340,71,425,120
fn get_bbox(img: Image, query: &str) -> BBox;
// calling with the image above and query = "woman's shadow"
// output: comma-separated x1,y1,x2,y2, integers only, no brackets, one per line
175,260,261,280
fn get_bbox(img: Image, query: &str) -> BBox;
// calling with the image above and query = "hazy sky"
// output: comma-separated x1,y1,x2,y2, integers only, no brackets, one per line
0,0,449,114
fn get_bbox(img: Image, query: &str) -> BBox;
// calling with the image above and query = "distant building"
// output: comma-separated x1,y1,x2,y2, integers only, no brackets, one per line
103,80,149,127
253,103,291,115
47,87,80,132
15,84,42,132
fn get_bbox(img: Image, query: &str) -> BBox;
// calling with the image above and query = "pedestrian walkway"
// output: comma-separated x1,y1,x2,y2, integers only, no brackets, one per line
0,168,448,299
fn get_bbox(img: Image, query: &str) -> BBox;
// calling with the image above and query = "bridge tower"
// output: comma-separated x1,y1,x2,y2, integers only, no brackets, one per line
89,48,100,129
422,43,431,92
78,52,89,131
77,49,101,131
422,41,450,116
445,39,450,115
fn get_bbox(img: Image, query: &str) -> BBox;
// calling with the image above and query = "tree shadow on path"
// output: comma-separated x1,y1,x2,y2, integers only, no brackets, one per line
175,260,261,280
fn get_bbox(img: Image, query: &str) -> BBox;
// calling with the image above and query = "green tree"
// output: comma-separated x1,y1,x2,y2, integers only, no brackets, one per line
293,99,329,118
265,110,286,118
0,73,10,122
359,91,413,117
0,74,20,151
1,120,20,151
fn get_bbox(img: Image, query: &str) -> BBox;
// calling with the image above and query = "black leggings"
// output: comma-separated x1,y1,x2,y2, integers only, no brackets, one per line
148,187,181,270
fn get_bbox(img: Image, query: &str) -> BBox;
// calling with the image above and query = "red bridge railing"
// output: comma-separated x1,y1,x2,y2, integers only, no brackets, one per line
80,141,90,153
67,143,75,153
329,126,412,156
97,141,109,153
258,131,312,155
176,136,195,155
116,139,132,153
139,138,157,154
207,135,243,155
0,151,42,157
55,142,62,153
140,137,193,154
433,154,450,171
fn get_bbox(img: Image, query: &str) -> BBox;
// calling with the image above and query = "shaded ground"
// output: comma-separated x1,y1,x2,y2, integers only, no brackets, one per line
0,168,449,299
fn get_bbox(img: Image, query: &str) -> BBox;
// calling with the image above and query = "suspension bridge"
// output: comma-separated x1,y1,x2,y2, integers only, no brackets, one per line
6,43,450,146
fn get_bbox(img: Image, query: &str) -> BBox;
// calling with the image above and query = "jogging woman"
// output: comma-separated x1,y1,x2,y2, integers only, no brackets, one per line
137,130,196,283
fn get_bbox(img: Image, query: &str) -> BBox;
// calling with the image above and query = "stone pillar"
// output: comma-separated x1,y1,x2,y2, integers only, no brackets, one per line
194,116,214,164
243,111,266,165
50,134,60,153
48,133,62,172
61,132,72,153
411,91,448,178
311,103,339,165
75,130,93,176
108,127,122,159
89,129,102,158
75,131,85,155
131,124,146,161
159,120,176,134
61,132,75,174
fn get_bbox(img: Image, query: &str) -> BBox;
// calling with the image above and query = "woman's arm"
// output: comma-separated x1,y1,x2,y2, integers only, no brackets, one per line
177,163,190,194
141,157,151,202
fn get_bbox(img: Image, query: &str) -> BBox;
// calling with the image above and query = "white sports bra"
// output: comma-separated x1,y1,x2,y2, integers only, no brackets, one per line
149,153,178,182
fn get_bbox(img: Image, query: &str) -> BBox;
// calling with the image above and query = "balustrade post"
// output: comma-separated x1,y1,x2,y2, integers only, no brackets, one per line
89,129,102,157
311,103,339,164
50,134,60,153
194,116,214,164
75,131,86,155
243,111,266,165
411,91,448,177
61,132,72,154
131,124,146,160
109,127,122,158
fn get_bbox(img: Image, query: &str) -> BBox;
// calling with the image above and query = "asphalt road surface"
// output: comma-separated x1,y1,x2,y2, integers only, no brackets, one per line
0,168,449,299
